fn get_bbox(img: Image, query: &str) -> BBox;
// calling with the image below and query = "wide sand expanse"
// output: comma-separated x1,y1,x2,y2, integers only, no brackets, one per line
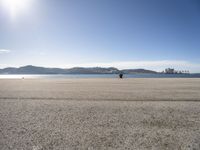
0,78,200,150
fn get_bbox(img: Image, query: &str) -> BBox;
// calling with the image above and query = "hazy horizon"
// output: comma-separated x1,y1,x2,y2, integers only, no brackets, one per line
0,0,200,72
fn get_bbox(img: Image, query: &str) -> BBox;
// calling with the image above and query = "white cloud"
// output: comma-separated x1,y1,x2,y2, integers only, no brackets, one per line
65,60,200,73
0,49,11,54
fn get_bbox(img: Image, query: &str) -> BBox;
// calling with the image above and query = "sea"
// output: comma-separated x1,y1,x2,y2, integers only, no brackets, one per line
0,74,200,79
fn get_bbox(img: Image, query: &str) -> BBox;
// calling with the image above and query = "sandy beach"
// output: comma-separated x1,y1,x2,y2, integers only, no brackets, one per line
0,78,200,150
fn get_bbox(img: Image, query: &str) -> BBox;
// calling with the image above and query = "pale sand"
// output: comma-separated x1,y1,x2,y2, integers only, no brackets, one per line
0,78,200,150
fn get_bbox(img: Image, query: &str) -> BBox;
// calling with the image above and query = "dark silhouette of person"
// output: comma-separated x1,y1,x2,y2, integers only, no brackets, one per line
119,73,123,79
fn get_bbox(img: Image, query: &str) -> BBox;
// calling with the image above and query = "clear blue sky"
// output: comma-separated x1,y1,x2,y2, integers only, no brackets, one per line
0,0,200,72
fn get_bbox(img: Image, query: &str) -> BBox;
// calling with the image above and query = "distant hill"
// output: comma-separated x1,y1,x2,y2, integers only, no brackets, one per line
0,65,157,74
122,69,157,74
0,65,66,74
65,67,119,74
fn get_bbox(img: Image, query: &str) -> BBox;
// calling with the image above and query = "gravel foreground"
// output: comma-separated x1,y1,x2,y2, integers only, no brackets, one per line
0,78,200,150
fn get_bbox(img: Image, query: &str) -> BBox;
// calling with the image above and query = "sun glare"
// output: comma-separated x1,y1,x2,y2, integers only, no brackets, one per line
0,0,32,18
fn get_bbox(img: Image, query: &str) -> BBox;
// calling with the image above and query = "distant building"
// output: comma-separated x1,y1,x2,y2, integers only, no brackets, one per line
164,68,190,74
165,68,175,74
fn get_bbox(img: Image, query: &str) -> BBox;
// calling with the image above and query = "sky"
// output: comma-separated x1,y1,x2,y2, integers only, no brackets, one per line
0,0,200,72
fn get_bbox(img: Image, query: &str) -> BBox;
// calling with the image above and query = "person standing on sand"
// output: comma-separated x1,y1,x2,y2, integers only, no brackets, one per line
119,73,123,79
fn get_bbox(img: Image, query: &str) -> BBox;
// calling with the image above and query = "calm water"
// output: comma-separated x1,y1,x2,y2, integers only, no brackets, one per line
0,74,200,79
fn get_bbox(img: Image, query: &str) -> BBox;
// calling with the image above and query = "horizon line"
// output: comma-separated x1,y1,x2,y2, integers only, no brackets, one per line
0,60,200,73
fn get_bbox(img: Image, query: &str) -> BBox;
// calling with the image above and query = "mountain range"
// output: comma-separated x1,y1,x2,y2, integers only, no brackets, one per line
0,65,157,74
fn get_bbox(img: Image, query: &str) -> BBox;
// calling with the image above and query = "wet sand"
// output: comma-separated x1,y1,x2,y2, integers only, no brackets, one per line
0,78,200,150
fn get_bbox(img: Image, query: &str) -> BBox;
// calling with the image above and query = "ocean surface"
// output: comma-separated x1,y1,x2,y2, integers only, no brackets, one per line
0,74,200,79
